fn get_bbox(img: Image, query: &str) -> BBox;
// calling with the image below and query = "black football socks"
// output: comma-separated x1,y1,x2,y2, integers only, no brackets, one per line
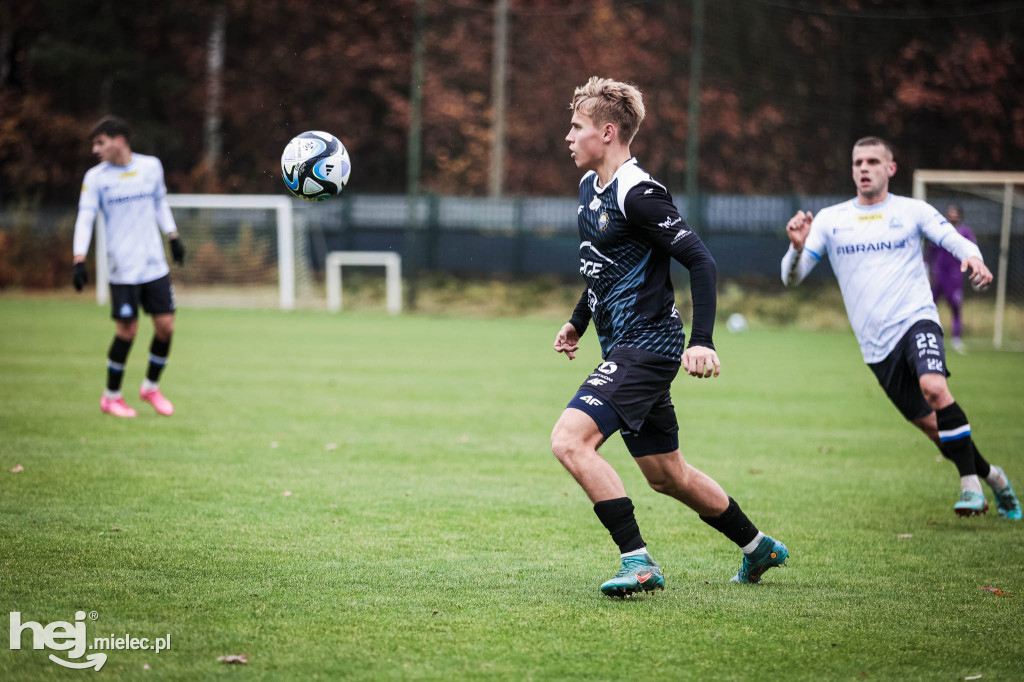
700,497,760,551
106,336,133,393
594,497,646,554
936,402,977,478
146,337,171,384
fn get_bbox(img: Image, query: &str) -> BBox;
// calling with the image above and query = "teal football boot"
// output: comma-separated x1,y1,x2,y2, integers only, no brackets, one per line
731,535,788,584
954,490,989,517
600,551,665,598
991,466,1022,520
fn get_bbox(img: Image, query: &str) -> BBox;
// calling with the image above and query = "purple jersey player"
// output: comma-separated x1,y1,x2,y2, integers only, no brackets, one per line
926,204,976,352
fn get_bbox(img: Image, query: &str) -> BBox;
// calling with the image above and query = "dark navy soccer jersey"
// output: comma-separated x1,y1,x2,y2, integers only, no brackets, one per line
569,158,717,360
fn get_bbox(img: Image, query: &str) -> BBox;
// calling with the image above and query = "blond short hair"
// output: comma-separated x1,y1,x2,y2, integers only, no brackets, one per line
570,77,645,144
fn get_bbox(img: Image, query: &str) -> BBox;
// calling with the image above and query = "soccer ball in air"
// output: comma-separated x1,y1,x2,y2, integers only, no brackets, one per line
281,131,351,201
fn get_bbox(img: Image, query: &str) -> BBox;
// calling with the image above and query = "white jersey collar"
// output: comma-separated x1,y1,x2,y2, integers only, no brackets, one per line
103,153,135,171
853,192,892,210
592,157,638,194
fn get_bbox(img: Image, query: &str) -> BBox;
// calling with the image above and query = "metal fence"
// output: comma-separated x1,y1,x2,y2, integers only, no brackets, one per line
6,192,1023,285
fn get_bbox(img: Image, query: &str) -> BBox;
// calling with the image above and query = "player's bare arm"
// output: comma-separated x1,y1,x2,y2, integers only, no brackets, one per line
553,322,580,360
961,256,993,289
785,210,813,250
682,345,721,379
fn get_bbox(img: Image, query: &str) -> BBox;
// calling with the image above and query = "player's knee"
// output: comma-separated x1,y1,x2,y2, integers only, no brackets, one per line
550,427,578,464
646,474,677,496
645,458,689,496
116,322,138,340
920,380,952,408
154,318,174,340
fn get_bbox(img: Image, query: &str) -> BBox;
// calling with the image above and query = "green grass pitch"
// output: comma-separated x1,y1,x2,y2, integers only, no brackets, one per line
1,297,1022,680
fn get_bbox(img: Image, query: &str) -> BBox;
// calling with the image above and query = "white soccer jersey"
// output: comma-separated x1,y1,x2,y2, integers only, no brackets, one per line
781,193,983,363
73,153,178,285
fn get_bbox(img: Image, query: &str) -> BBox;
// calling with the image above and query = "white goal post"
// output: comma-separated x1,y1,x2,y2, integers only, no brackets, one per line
325,251,402,315
913,170,1024,350
95,194,298,310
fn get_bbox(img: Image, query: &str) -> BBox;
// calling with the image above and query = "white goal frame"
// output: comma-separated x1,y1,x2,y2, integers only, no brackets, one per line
913,170,1024,350
95,194,298,311
325,251,402,315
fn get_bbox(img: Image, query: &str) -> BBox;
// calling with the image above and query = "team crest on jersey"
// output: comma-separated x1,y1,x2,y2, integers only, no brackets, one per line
598,212,610,231
589,197,602,211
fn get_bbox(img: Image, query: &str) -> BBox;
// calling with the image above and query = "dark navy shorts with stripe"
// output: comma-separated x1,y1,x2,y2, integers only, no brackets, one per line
868,319,950,421
110,274,176,320
566,346,680,457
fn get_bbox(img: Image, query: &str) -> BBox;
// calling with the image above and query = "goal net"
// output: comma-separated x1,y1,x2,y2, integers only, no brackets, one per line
94,194,310,310
913,171,1024,351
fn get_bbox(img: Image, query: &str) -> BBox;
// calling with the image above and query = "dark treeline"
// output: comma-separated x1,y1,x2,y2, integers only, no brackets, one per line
2,0,1023,204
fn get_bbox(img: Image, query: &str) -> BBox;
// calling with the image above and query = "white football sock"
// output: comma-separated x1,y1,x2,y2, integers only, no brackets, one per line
621,547,648,558
103,389,122,400
741,531,765,555
961,475,983,494
986,467,1008,490
141,379,159,393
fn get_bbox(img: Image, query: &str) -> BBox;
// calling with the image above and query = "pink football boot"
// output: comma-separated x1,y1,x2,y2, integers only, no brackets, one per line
139,386,174,416
100,395,137,418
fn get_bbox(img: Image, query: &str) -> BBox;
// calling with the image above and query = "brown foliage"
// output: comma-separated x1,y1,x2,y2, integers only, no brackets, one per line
0,211,75,289
1,0,1022,203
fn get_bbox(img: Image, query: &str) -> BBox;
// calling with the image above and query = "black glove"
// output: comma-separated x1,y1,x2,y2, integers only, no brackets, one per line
72,262,88,291
170,237,185,265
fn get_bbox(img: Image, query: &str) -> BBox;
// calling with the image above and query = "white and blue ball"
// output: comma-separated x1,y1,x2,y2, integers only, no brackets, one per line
281,131,351,201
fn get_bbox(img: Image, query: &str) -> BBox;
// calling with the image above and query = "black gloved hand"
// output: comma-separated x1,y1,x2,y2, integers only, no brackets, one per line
170,237,185,265
72,262,88,291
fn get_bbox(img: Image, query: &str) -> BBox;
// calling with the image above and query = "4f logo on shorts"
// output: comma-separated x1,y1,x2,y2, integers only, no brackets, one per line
927,358,944,373
578,395,603,407
586,378,609,387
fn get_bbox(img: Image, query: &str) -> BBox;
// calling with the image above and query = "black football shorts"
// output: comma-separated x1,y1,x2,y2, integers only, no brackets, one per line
566,346,681,457
110,274,176,320
868,319,950,421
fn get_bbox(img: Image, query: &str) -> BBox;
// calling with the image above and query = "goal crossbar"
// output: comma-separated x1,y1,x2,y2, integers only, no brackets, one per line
95,194,297,310
325,251,402,315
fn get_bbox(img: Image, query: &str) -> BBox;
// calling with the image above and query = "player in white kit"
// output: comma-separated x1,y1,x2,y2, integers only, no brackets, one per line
781,136,1020,520
72,116,185,418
